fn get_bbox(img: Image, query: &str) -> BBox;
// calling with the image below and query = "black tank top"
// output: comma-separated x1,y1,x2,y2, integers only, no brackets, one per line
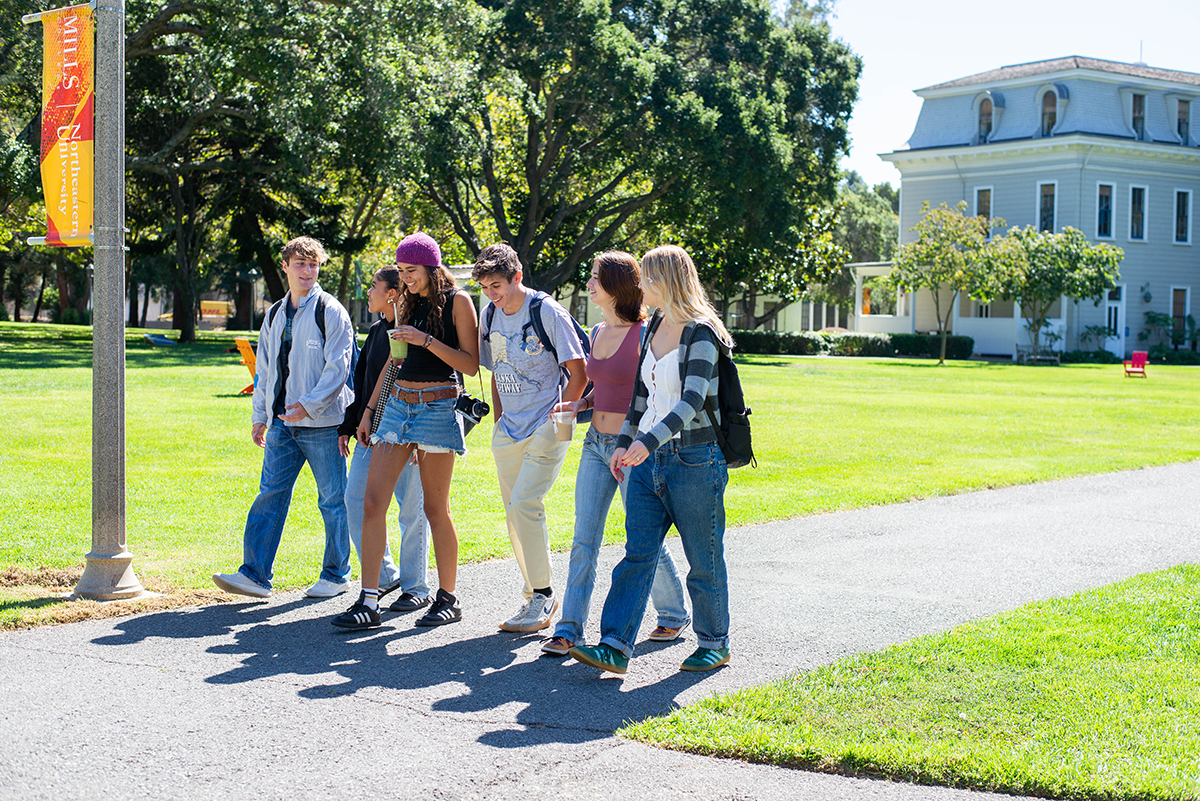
396,290,460,384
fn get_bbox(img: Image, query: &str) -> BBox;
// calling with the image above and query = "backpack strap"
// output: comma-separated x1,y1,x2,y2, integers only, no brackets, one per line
526,291,558,362
267,298,285,327
314,294,327,342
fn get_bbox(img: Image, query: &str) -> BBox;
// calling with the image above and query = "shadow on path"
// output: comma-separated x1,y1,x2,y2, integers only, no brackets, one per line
92,600,710,746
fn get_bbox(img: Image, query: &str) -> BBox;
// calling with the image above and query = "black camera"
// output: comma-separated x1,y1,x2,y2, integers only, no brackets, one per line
455,393,490,434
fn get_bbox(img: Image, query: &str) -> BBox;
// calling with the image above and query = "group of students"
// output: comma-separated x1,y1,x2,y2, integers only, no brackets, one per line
214,232,733,674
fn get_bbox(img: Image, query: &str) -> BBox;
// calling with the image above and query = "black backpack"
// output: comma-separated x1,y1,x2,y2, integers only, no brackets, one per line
267,293,359,393
669,316,754,469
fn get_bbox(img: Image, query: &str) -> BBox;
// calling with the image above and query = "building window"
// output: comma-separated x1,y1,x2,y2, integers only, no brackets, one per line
1180,100,1191,143
1097,184,1113,238
1132,93,1145,139
975,187,991,235
1042,91,1057,136
979,98,992,142
1130,186,1146,240
1039,183,1055,232
1172,288,1189,333
1177,191,1191,244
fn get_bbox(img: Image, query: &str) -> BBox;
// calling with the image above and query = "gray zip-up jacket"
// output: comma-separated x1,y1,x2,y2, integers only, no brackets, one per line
251,283,354,429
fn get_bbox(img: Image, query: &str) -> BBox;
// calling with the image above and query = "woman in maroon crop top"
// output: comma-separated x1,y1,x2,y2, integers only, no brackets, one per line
539,252,690,656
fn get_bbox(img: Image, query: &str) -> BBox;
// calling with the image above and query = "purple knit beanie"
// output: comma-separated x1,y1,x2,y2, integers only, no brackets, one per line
395,231,442,268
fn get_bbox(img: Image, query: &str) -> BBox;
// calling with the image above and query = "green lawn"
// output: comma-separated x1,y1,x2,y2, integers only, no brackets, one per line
1,322,1198,619
624,565,1200,801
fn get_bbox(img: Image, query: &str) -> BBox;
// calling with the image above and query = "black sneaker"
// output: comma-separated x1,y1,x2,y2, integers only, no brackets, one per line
415,589,462,627
331,592,381,630
389,592,432,613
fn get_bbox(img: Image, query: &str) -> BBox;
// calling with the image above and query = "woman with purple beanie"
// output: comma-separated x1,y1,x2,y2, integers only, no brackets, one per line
332,232,480,630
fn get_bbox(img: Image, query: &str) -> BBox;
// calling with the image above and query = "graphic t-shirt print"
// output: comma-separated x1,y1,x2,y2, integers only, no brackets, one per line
488,328,551,397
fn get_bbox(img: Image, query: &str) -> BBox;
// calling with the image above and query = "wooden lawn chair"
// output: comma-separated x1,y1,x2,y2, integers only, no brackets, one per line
1123,350,1148,378
234,336,257,394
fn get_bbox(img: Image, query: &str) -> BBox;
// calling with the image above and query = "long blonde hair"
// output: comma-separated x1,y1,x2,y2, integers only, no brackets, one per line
640,245,732,347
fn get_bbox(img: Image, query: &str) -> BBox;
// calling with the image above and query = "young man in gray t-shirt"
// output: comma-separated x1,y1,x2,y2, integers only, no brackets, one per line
474,244,587,633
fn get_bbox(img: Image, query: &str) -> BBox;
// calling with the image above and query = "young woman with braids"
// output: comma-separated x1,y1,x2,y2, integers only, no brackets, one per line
331,232,479,630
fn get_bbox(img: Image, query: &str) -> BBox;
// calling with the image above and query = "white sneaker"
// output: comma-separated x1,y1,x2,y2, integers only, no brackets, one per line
213,572,271,599
305,578,351,598
498,593,559,633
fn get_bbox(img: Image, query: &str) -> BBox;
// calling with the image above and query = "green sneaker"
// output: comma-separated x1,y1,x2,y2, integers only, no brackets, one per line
680,647,730,672
568,643,629,675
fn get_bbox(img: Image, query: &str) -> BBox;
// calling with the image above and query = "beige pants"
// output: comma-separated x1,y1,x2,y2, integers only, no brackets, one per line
491,419,572,597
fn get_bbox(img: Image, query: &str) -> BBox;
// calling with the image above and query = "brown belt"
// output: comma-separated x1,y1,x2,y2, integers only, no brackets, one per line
390,385,458,404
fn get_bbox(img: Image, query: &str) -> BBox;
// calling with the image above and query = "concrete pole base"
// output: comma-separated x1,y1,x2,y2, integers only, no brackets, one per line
73,551,146,601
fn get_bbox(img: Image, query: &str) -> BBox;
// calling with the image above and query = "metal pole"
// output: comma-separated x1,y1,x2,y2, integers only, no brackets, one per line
75,0,143,600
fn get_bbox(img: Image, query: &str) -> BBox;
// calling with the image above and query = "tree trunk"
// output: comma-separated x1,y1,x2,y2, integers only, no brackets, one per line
235,278,254,330
744,280,758,330
140,282,150,327
56,262,71,313
32,267,48,322
336,185,385,305
128,278,140,328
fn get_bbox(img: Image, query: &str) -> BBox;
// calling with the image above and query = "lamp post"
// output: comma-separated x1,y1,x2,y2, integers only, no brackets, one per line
73,0,144,600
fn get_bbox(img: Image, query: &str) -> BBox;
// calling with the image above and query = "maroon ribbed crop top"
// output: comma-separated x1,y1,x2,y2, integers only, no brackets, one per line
588,321,643,414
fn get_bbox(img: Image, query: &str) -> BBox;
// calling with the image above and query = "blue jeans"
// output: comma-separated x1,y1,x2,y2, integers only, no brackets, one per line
599,440,729,657
554,427,689,644
240,422,349,590
345,442,430,597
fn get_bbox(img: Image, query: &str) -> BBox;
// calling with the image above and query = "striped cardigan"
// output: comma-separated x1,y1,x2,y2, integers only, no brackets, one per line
615,315,722,453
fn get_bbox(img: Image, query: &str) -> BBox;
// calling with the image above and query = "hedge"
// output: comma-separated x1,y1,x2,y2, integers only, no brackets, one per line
730,330,975,360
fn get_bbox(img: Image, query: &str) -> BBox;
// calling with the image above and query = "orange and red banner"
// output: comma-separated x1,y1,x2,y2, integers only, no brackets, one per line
39,4,94,247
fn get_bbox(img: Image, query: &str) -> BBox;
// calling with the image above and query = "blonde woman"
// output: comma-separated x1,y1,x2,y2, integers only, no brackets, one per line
569,245,733,675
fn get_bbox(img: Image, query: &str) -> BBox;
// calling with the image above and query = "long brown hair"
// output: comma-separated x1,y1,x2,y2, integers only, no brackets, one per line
397,264,458,339
594,251,646,324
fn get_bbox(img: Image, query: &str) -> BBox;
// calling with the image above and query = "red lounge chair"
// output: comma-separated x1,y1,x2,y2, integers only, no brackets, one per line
1123,350,1148,378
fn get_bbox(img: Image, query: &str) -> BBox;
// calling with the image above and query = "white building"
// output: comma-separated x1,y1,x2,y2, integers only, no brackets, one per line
861,56,1200,358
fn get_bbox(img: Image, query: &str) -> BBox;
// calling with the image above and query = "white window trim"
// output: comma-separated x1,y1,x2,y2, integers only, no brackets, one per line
1036,180,1058,232
1035,83,1069,138
1174,188,1192,245
1129,184,1149,241
974,185,994,237
1165,93,1195,146
971,91,1005,145
1095,181,1116,240
1118,88,1149,141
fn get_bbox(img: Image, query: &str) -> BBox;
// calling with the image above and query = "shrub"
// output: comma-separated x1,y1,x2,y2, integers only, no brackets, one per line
824,333,895,357
892,333,974,360
1061,349,1121,364
0,304,9,322
1149,347,1200,365
730,330,826,356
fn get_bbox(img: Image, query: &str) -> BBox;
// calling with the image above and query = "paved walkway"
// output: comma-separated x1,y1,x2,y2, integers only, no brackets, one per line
2,462,1198,800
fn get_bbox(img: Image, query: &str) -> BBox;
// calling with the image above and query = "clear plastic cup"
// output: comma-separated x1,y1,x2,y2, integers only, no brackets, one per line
551,411,575,441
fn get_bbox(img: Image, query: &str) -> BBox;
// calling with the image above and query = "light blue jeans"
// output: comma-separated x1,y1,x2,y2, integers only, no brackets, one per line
239,422,349,590
600,440,729,658
345,442,430,597
553,427,689,644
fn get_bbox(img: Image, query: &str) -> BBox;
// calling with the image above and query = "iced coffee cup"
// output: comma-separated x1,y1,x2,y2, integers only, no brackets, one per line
551,410,575,442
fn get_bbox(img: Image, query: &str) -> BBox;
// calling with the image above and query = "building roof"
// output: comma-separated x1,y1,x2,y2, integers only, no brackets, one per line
919,56,1200,91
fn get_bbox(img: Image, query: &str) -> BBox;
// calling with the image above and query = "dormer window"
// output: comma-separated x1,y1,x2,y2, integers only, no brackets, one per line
1180,100,1191,143
1132,93,1145,139
1042,91,1057,136
979,98,993,142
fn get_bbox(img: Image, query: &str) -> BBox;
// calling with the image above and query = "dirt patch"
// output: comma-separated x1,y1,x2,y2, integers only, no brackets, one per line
0,565,84,589
0,569,244,631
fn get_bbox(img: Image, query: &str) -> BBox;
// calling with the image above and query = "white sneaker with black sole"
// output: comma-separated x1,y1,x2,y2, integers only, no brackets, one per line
305,578,351,598
498,593,558,633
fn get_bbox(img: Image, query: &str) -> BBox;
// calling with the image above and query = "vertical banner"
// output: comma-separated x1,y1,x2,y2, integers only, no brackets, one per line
39,4,94,247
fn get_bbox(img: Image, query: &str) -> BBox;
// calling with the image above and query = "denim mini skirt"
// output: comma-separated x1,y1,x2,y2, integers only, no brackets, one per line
371,388,465,455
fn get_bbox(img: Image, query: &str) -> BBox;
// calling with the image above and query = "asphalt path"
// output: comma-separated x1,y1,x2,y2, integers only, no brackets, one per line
2,461,1198,800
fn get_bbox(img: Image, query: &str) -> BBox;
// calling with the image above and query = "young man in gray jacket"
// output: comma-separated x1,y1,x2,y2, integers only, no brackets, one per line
214,237,357,599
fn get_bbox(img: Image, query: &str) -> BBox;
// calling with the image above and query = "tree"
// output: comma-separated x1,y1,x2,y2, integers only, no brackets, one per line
889,202,1002,364
834,171,898,263
983,226,1123,354
412,0,859,293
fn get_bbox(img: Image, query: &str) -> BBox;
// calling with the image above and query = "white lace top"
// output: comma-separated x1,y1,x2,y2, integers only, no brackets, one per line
638,346,682,440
